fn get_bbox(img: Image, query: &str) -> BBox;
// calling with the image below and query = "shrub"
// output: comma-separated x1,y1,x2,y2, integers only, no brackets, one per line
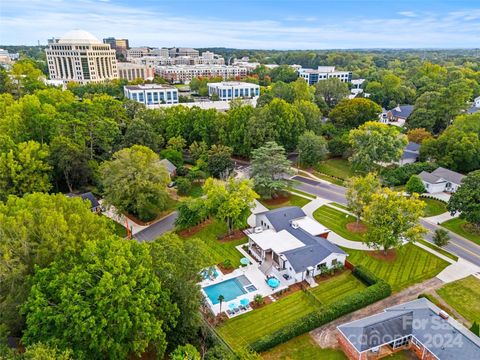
253,294,264,305
433,229,450,247
176,177,192,196
223,259,233,269
406,175,426,194
381,162,438,186
471,321,480,336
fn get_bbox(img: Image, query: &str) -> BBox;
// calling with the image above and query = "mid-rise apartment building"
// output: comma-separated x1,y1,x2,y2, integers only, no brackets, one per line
103,37,129,57
207,82,260,100
124,84,179,107
168,47,199,58
298,66,352,85
45,30,118,84
127,47,153,59
155,65,247,83
117,62,154,81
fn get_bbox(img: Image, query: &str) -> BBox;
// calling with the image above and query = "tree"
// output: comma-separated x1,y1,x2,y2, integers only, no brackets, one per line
329,98,382,129
294,100,323,134
448,170,480,229
176,177,192,196
21,237,178,360
405,175,426,194
345,173,381,223
170,344,201,360
433,229,450,247
250,141,293,199
314,77,349,109
269,65,298,83
99,145,170,221
0,140,52,200
122,118,163,152
297,131,328,167
0,193,115,335
21,343,73,360
218,295,225,315
363,188,426,254
160,148,184,168
207,144,233,179
189,141,208,162
167,136,187,152
349,121,408,172
175,198,210,230
406,128,433,144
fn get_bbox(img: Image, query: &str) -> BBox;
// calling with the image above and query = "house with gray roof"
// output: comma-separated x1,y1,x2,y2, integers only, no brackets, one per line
159,158,177,178
245,206,347,286
337,298,480,360
419,167,465,194
467,96,480,114
387,105,414,122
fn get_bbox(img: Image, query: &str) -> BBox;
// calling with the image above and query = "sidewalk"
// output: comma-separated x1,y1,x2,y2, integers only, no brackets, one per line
423,211,457,224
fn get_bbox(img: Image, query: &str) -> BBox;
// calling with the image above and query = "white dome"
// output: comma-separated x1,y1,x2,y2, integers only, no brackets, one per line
58,30,101,44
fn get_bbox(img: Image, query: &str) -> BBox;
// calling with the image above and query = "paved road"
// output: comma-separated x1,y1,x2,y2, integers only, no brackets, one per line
292,175,480,267
134,211,178,242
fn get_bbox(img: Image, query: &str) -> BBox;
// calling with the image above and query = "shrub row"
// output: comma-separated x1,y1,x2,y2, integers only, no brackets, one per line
352,265,382,286
249,268,392,352
381,162,438,186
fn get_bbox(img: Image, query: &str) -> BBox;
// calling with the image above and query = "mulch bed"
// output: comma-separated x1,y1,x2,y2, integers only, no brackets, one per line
314,268,348,282
218,229,245,242
250,296,273,310
346,222,367,233
217,264,235,274
368,249,397,262
262,194,290,206
178,219,212,237
272,281,308,300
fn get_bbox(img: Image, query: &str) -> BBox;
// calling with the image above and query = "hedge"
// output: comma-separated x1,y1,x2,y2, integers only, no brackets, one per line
381,162,438,186
249,267,392,352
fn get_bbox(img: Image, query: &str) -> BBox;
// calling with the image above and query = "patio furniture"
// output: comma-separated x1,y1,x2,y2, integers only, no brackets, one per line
240,257,250,266
240,298,250,307
226,309,234,316
267,277,280,289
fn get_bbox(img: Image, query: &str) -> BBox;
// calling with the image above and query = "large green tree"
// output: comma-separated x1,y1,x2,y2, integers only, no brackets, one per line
22,237,178,360
345,173,381,223
329,98,382,129
297,131,328,167
207,144,233,179
314,77,349,109
99,145,170,221
447,170,480,228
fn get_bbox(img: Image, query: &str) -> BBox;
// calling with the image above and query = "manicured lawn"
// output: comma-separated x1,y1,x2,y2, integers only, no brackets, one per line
311,171,345,186
345,243,449,292
416,239,458,261
315,158,355,180
287,188,315,200
178,220,246,267
313,205,365,242
262,194,312,210
436,276,480,324
218,271,363,349
441,218,480,246
261,334,347,360
330,202,349,210
421,198,447,217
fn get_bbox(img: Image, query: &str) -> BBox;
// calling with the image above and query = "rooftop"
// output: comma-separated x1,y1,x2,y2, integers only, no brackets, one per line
57,29,101,45
389,104,414,119
124,84,175,91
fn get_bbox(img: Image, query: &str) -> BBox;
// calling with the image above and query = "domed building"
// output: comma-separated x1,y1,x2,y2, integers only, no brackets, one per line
46,29,118,84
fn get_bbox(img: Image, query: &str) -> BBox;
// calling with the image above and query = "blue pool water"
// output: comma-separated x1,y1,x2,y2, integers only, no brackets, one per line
203,275,256,304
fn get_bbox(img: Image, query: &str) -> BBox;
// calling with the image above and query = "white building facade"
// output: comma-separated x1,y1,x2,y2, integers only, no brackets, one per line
124,84,178,107
207,82,260,100
117,62,154,81
298,66,352,85
155,65,248,83
46,30,118,84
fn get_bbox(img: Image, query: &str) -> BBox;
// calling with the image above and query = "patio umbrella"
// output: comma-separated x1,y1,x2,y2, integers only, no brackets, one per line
240,257,250,265
267,278,280,288
240,298,250,306
228,302,237,310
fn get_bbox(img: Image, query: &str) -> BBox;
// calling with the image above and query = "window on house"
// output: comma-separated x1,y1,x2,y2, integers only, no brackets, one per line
332,259,338,265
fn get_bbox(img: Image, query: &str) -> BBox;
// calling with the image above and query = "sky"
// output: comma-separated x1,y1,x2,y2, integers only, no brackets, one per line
1,0,480,49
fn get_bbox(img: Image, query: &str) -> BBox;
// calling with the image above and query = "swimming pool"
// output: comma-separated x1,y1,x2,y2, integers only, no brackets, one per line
203,275,257,304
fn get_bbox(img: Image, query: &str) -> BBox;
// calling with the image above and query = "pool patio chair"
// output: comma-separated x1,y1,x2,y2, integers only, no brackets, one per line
226,309,234,316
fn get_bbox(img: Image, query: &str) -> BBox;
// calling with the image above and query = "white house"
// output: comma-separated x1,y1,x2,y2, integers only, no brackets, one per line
124,84,178,107
207,81,260,101
419,167,465,194
467,96,480,114
246,207,347,285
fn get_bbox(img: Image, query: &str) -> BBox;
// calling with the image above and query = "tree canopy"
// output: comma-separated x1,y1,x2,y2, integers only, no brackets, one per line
447,170,480,227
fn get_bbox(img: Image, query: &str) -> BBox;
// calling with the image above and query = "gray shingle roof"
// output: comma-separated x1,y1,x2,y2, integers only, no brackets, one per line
159,159,177,175
431,167,465,185
389,105,414,119
263,206,306,232
467,106,479,114
418,171,444,184
405,142,420,152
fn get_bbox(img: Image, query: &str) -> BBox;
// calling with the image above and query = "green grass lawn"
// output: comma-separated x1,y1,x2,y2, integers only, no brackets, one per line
261,334,347,360
313,205,364,242
330,202,349,210
416,240,458,262
315,158,355,180
287,188,315,200
262,194,312,210
421,198,447,217
178,220,246,267
218,271,363,349
311,171,345,186
436,276,480,324
345,243,449,292
441,218,480,246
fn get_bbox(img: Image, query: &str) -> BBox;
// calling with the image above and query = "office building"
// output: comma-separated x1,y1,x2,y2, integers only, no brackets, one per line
117,62,154,81
207,82,260,101
298,66,352,85
155,65,248,83
168,47,199,58
124,84,179,107
45,30,118,84
127,47,153,59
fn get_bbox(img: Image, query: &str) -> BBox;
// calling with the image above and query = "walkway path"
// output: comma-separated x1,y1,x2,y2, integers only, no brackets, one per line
424,211,457,224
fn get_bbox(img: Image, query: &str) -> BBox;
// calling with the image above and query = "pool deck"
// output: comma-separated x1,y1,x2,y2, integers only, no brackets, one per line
200,246,290,317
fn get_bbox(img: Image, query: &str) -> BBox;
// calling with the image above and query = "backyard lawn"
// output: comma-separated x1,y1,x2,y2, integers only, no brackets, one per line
441,218,480,246
415,239,458,261
315,158,355,181
178,220,246,267
313,205,365,242
261,334,347,360
436,275,480,324
262,194,312,210
345,243,449,292
218,271,363,349
421,198,447,217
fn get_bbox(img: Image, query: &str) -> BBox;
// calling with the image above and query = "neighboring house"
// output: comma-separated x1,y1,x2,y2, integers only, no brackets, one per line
466,96,480,114
246,207,347,285
399,142,420,166
160,159,177,178
67,192,101,212
419,167,465,194
337,298,480,360
387,105,414,122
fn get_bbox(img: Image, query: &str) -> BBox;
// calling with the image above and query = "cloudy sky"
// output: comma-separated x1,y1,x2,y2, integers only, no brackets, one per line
1,0,480,49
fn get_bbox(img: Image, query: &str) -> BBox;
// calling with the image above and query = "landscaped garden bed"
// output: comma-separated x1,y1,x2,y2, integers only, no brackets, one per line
261,193,311,210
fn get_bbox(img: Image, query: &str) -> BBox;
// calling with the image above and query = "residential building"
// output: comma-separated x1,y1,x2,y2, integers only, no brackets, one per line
124,84,178,107
127,47,153,58
337,298,480,360
0,49,19,65
154,65,248,83
207,81,260,100
246,207,347,286
168,47,199,58
298,66,352,85
45,30,118,84
387,104,414,122
103,37,129,57
399,142,420,166
232,60,261,71
67,192,101,212
150,48,169,57
160,159,177,178
419,167,465,194
467,96,480,114
117,62,154,81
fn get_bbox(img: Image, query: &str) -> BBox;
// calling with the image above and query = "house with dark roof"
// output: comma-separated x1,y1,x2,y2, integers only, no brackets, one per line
387,105,414,122
67,192,101,212
337,298,480,360
419,167,465,194
246,206,347,286
399,142,420,165
159,158,177,178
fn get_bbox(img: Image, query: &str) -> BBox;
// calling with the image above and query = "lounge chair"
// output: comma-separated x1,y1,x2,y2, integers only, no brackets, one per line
227,309,234,316
233,307,240,313
239,305,246,311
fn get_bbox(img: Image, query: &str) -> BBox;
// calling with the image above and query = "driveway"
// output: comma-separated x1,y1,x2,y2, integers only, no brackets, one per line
134,211,178,242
